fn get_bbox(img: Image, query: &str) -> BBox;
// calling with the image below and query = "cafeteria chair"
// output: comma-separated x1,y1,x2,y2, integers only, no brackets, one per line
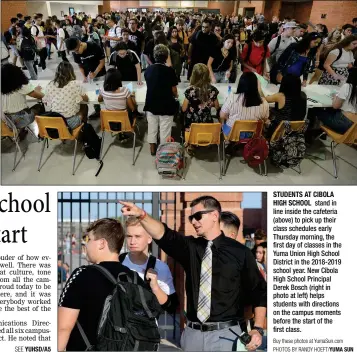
320,122,357,179
184,123,222,180
100,110,138,165
1,120,24,171
35,115,84,175
222,120,267,176
270,120,307,174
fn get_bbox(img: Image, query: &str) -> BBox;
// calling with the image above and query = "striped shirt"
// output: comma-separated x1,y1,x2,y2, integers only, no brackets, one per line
221,93,270,127
100,87,131,111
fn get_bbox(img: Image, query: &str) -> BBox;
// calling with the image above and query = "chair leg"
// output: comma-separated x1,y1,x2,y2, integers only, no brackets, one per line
132,132,136,166
12,144,19,172
259,164,262,176
72,139,78,176
182,147,186,180
222,141,226,176
331,141,338,179
264,160,268,176
38,138,47,171
217,144,222,180
99,131,105,160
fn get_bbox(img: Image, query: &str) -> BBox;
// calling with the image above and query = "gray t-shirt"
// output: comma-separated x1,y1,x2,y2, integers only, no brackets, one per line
268,35,296,61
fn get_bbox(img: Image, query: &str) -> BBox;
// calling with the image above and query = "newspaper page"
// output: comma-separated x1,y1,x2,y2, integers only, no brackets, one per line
0,187,355,352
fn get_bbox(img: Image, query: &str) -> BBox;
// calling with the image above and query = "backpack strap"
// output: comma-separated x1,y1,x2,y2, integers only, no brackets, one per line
138,285,154,318
92,264,117,285
144,255,157,284
335,48,343,63
76,321,93,351
271,35,281,56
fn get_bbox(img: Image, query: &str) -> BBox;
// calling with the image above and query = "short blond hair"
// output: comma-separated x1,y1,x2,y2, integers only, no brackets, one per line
125,216,141,227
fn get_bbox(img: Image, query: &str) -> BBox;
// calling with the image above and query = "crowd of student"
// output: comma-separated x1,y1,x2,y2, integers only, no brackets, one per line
57,195,267,351
1,10,357,160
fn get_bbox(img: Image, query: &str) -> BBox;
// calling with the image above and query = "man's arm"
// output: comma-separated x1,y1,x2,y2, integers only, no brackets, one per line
120,201,190,266
120,201,165,240
91,58,105,78
58,307,79,351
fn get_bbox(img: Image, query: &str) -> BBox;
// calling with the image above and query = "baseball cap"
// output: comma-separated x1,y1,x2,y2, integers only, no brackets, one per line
283,21,297,29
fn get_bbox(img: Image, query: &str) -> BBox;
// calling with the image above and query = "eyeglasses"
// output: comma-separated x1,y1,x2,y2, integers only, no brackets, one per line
188,210,215,223
202,26,210,29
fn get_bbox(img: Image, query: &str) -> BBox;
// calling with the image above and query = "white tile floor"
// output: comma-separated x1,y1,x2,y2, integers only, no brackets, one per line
2,51,357,185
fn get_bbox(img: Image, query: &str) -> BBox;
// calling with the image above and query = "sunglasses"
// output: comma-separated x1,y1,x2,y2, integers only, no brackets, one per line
189,210,215,223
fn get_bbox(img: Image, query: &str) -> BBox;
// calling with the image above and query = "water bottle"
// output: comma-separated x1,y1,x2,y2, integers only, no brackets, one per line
228,85,232,94
87,72,92,84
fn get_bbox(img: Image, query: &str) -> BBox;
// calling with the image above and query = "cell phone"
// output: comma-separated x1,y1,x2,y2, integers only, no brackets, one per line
229,328,252,347
237,332,252,346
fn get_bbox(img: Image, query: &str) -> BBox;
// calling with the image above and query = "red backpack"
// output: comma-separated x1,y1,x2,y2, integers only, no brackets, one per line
243,121,269,167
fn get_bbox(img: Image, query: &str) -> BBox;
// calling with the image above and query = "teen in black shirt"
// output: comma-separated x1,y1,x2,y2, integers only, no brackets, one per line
109,42,142,83
128,18,144,58
66,37,106,81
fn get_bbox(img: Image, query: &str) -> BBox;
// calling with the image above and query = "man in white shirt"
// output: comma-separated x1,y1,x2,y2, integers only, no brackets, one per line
31,15,47,70
120,216,178,314
54,20,68,62
268,21,297,64
104,18,122,54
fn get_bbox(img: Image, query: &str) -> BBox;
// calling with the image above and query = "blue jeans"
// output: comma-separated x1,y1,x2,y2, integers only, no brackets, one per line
24,60,37,80
317,109,353,135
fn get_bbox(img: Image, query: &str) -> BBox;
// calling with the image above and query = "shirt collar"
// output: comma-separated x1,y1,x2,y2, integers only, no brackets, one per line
212,232,226,248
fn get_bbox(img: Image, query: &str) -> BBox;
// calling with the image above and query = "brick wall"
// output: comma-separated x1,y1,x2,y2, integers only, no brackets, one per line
110,0,140,11
1,1,27,32
309,1,357,31
207,1,235,15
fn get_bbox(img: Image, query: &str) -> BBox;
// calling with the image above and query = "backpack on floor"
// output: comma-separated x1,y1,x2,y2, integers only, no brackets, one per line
81,123,102,160
155,137,184,178
76,265,162,351
243,121,269,167
269,120,308,169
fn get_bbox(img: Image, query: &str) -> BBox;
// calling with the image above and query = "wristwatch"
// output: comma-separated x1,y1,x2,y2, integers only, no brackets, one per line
252,326,264,336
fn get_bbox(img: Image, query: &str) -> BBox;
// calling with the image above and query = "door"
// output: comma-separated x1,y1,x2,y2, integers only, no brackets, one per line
244,7,255,17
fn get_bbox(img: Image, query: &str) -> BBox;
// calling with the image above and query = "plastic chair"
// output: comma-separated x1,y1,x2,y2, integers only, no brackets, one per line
270,120,307,174
222,120,267,176
185,123,222,180
320,122,357,179
1,120,24,171
100,110,137,165
35,115,84,175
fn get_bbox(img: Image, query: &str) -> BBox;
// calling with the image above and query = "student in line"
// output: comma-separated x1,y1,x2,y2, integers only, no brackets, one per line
120,216,178,314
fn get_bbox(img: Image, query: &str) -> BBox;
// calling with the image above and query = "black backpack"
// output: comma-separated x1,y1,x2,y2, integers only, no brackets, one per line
270,121,309,169
119,252,157,284
81,123,102,160
4,30,12,45
63,28,70,39
20,36,36,61
32,25,40,37
77,265,162,351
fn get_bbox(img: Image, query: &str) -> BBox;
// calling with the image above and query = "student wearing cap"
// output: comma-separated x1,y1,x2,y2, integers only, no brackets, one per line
268,22,297,66
120,195,267,352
